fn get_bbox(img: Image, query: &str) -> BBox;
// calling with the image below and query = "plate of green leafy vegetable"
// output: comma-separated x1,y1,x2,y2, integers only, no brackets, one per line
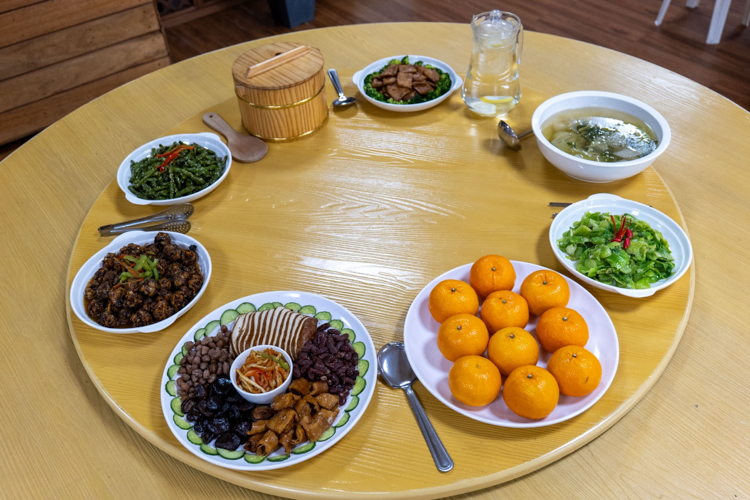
117,132,231,206
550,193,692,298
352,55,462,112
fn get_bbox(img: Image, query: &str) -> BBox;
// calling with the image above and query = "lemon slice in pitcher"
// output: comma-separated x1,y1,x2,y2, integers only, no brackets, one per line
480,96,513,104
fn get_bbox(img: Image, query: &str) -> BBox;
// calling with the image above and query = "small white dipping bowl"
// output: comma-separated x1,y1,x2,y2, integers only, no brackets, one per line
549,193,692,298
70,230,212,334
117,132,232,206
352,55,462,112
531,91,671,183
231,345,294,405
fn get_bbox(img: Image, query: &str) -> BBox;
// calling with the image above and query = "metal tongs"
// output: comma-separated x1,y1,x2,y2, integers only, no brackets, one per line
98,203,194,237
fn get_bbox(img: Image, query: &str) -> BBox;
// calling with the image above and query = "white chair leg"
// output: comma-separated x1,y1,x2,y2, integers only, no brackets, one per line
656,0,673,25
706,0,731,44
686,0,700,8
743,0,750,25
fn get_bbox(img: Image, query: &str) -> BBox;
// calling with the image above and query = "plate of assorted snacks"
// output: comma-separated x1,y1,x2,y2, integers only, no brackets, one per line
117,132,231,206
161,291,375,470
70,231,211,334
352,55,462,112
550,193,692,298
403,255,618,428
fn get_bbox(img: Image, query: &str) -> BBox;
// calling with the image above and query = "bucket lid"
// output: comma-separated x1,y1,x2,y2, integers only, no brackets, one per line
232,42,324,90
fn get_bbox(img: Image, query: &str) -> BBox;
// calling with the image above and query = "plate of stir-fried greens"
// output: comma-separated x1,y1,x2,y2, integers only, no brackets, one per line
549,194,692,298
117,132,231,206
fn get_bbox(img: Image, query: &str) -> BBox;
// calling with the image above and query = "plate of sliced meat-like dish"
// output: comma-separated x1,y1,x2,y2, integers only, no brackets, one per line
161,291,375,470
353,55,462,112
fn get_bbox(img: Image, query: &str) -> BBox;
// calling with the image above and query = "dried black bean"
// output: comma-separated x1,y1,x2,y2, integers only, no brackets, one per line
206,395,221,413
207,417,230,434
215,433,241,451
225,391,242,404
233,420,252,437
317,322,330,331
200,430,216,444
193,384,206,400
214,377,232,396
181,398,197,415
237,402,256,414
197,399,212,417
193,419,206,434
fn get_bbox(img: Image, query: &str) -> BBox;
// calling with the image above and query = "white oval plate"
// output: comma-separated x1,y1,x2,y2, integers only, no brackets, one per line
403,261,618,428
550,193,693,298
69,230,211,334
352,55,462,112
161,291,376,470
116,132,231,206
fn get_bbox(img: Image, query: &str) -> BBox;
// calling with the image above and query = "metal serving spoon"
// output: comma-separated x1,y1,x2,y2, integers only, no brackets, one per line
498,120,533,151
327,69,357,107
377,342,453,473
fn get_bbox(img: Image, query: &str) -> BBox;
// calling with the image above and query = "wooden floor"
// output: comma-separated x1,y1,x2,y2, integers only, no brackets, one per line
165,0,750,111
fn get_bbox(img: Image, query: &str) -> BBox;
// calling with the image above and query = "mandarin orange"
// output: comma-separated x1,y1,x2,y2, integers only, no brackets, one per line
469,255,516,298
535,307,589,353
448,355,502,407
480,290,529,334
547,345,602,397
502,365,559,419
437,314,489,361
487,327,539,376
428,279,479,323
519,270,570,316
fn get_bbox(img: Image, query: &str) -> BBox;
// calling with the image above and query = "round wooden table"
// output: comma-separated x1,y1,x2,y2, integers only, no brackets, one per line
2,23,749,499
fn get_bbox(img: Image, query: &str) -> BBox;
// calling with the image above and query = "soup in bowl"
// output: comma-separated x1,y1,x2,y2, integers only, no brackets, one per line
531,91,671,183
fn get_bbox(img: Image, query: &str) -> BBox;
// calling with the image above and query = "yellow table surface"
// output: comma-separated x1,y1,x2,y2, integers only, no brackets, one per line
2,23,749,499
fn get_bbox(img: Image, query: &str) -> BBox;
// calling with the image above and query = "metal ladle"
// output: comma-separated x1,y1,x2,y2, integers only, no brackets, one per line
377,342,453,472
327,69,357,107
498,120,533,151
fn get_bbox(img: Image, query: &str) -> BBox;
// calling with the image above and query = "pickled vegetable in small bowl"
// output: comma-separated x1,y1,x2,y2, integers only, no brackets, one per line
230,345,294,405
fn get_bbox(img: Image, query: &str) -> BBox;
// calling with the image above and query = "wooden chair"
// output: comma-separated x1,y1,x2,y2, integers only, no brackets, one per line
655,0,750,44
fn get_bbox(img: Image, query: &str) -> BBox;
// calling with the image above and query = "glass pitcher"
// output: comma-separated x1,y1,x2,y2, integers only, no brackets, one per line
461,10,523,116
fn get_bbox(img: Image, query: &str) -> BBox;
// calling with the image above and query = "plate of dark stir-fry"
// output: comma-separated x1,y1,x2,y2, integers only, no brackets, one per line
69,231,212,334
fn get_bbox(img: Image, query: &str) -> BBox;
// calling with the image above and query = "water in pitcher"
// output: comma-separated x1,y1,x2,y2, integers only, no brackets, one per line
462,10,523,116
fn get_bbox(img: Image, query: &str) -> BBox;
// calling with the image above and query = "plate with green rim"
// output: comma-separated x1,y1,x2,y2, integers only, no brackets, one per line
160,291,376,471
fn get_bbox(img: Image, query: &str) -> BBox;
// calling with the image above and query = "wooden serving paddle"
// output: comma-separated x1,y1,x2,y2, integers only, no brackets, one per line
203,112,268,163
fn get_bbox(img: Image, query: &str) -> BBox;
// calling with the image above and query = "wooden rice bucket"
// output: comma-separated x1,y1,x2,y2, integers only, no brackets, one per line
232,42,328,142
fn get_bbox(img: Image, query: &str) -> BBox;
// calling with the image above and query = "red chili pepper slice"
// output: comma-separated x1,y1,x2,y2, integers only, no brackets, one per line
611,214,631,244
154,145,195,171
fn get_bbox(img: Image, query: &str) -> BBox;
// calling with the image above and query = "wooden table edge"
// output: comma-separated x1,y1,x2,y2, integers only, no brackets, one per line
65,168,695,499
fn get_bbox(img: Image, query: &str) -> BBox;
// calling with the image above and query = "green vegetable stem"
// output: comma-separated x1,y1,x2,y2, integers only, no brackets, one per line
128,141,226,201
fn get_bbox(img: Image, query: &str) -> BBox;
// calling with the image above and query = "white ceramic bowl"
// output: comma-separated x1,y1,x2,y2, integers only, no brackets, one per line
352,55,462,112
117,132,231,206
531,91,671,183
230,345,294,405
549,193,692,298
69,230,212,333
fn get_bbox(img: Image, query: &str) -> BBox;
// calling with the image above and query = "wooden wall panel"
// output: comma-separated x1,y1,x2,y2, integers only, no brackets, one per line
0,0,45,15
0,32,168,114
0,0,151,47
0,57,170,145
0,5,160,80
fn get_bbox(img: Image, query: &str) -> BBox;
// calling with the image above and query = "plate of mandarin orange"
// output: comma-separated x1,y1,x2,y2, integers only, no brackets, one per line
403,255,619,428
